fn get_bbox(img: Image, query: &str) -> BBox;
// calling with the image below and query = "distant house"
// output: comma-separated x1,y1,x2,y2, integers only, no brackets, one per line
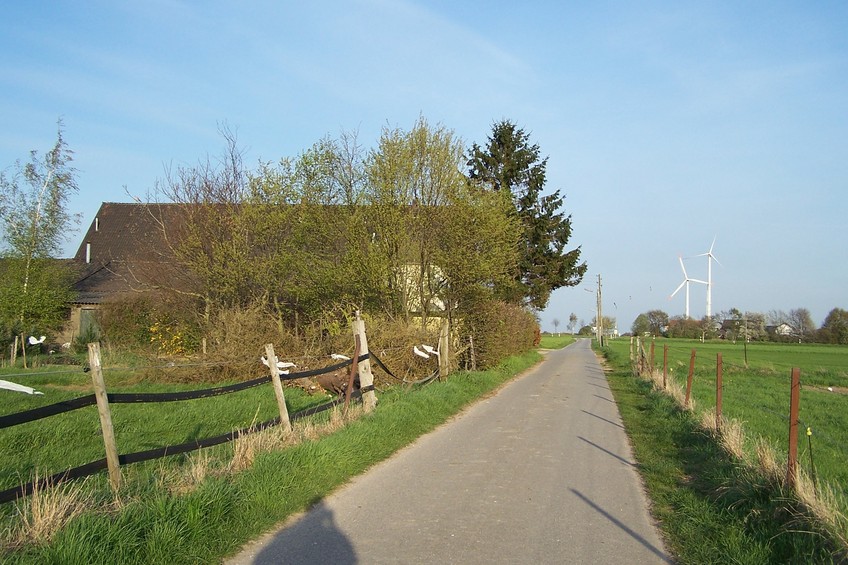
766,323,795,338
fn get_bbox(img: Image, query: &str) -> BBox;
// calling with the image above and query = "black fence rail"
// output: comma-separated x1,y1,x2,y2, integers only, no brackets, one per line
0,346,398,505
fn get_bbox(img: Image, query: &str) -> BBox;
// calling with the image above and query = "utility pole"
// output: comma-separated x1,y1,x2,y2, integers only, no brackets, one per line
597,274,604,347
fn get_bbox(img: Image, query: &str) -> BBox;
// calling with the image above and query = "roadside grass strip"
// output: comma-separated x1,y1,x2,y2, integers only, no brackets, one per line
602,342,847,564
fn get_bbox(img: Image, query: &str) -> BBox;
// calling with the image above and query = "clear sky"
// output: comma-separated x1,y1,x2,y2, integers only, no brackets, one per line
2,1,846,332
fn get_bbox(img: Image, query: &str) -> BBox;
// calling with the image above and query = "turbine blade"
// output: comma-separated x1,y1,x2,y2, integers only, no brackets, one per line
670,280,686,298
678,256,688,278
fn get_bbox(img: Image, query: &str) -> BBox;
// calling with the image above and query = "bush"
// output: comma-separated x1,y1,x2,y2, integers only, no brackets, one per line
96,295,158,351
461,301,538,369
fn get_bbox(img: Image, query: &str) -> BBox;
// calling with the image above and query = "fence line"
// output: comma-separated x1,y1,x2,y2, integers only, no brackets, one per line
0,314,413,505
0,356,367,430
628,338,844,504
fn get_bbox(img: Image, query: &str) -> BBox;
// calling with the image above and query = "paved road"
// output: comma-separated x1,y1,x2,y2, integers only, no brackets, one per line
226,339,672,564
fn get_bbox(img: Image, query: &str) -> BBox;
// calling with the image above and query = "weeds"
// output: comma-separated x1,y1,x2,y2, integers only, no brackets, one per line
4,475,89,549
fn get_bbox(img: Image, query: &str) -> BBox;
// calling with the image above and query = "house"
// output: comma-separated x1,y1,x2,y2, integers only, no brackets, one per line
63,202,183,341
62,201,449,341
766,323,795,338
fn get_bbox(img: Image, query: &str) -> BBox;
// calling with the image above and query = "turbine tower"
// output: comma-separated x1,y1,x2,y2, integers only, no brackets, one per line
670,255,707,318
694,237,721,318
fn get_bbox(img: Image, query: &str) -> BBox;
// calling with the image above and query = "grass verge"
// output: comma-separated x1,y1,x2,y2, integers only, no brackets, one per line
601,344,846,564
1,350,541,563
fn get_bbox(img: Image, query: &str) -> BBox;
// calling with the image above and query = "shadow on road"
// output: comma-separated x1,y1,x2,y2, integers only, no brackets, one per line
576,435,635,467
570,488,673,563
581,409,625,430
252,502,357,565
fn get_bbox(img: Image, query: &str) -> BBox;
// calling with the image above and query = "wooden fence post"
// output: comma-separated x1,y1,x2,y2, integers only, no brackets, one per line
264,343,292,433
469,336,476,372
438,317,450,380
20,334,27,369
88,342,121,492
662,345,668,389
633,336,642,377
715,353,723,432
344,335,361,412
787,367,801,490
685,349,696,407
353,311,377,412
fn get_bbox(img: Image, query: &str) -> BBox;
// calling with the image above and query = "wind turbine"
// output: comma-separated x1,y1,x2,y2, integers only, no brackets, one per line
670,255,707,318
693,236,722,318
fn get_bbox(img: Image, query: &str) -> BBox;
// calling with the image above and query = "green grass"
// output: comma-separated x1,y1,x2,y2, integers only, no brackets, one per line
0,367,331,495
612,338,848,503
602,343,845,563
538,334,576,349
1,350,542,563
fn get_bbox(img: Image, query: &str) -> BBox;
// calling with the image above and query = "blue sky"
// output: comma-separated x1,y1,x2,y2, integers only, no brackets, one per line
1,1,846,332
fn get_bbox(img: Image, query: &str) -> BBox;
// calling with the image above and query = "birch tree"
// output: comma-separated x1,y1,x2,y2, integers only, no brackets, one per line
0,121,79,346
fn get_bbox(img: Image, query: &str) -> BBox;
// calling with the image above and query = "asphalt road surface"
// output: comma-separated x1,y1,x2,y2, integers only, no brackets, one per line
226,339,672,564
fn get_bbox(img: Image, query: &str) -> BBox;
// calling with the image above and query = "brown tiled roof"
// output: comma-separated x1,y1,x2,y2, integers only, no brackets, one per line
71,203,184,304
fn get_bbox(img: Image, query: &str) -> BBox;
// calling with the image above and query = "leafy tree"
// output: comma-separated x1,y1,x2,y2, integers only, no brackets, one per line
631,314,650,336
552,318,560,335
568,312,578,334
247,132,389,324
592,315,617,335
819,308,848,344
153,127,391,331
0,121,79,346
367,117,518,325
149,127,253,322
467,120,587,309
788,308,814,340
666,316,703,339
646,310,669,337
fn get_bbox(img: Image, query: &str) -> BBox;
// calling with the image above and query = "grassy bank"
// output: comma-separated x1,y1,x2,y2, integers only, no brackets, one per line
1,350,541,563
601,341,846,563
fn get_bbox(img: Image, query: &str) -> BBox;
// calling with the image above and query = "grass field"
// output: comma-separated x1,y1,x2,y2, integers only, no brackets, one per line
538,334,576,349
0,361,333,496
605,337,848,546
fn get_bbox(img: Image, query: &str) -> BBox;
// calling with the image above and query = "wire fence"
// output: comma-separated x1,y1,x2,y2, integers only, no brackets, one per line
630,337,848,504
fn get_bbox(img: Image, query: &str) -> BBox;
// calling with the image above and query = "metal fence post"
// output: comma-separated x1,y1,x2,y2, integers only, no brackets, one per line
787,367,801,490
685,349,696,407
715,353,723,431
